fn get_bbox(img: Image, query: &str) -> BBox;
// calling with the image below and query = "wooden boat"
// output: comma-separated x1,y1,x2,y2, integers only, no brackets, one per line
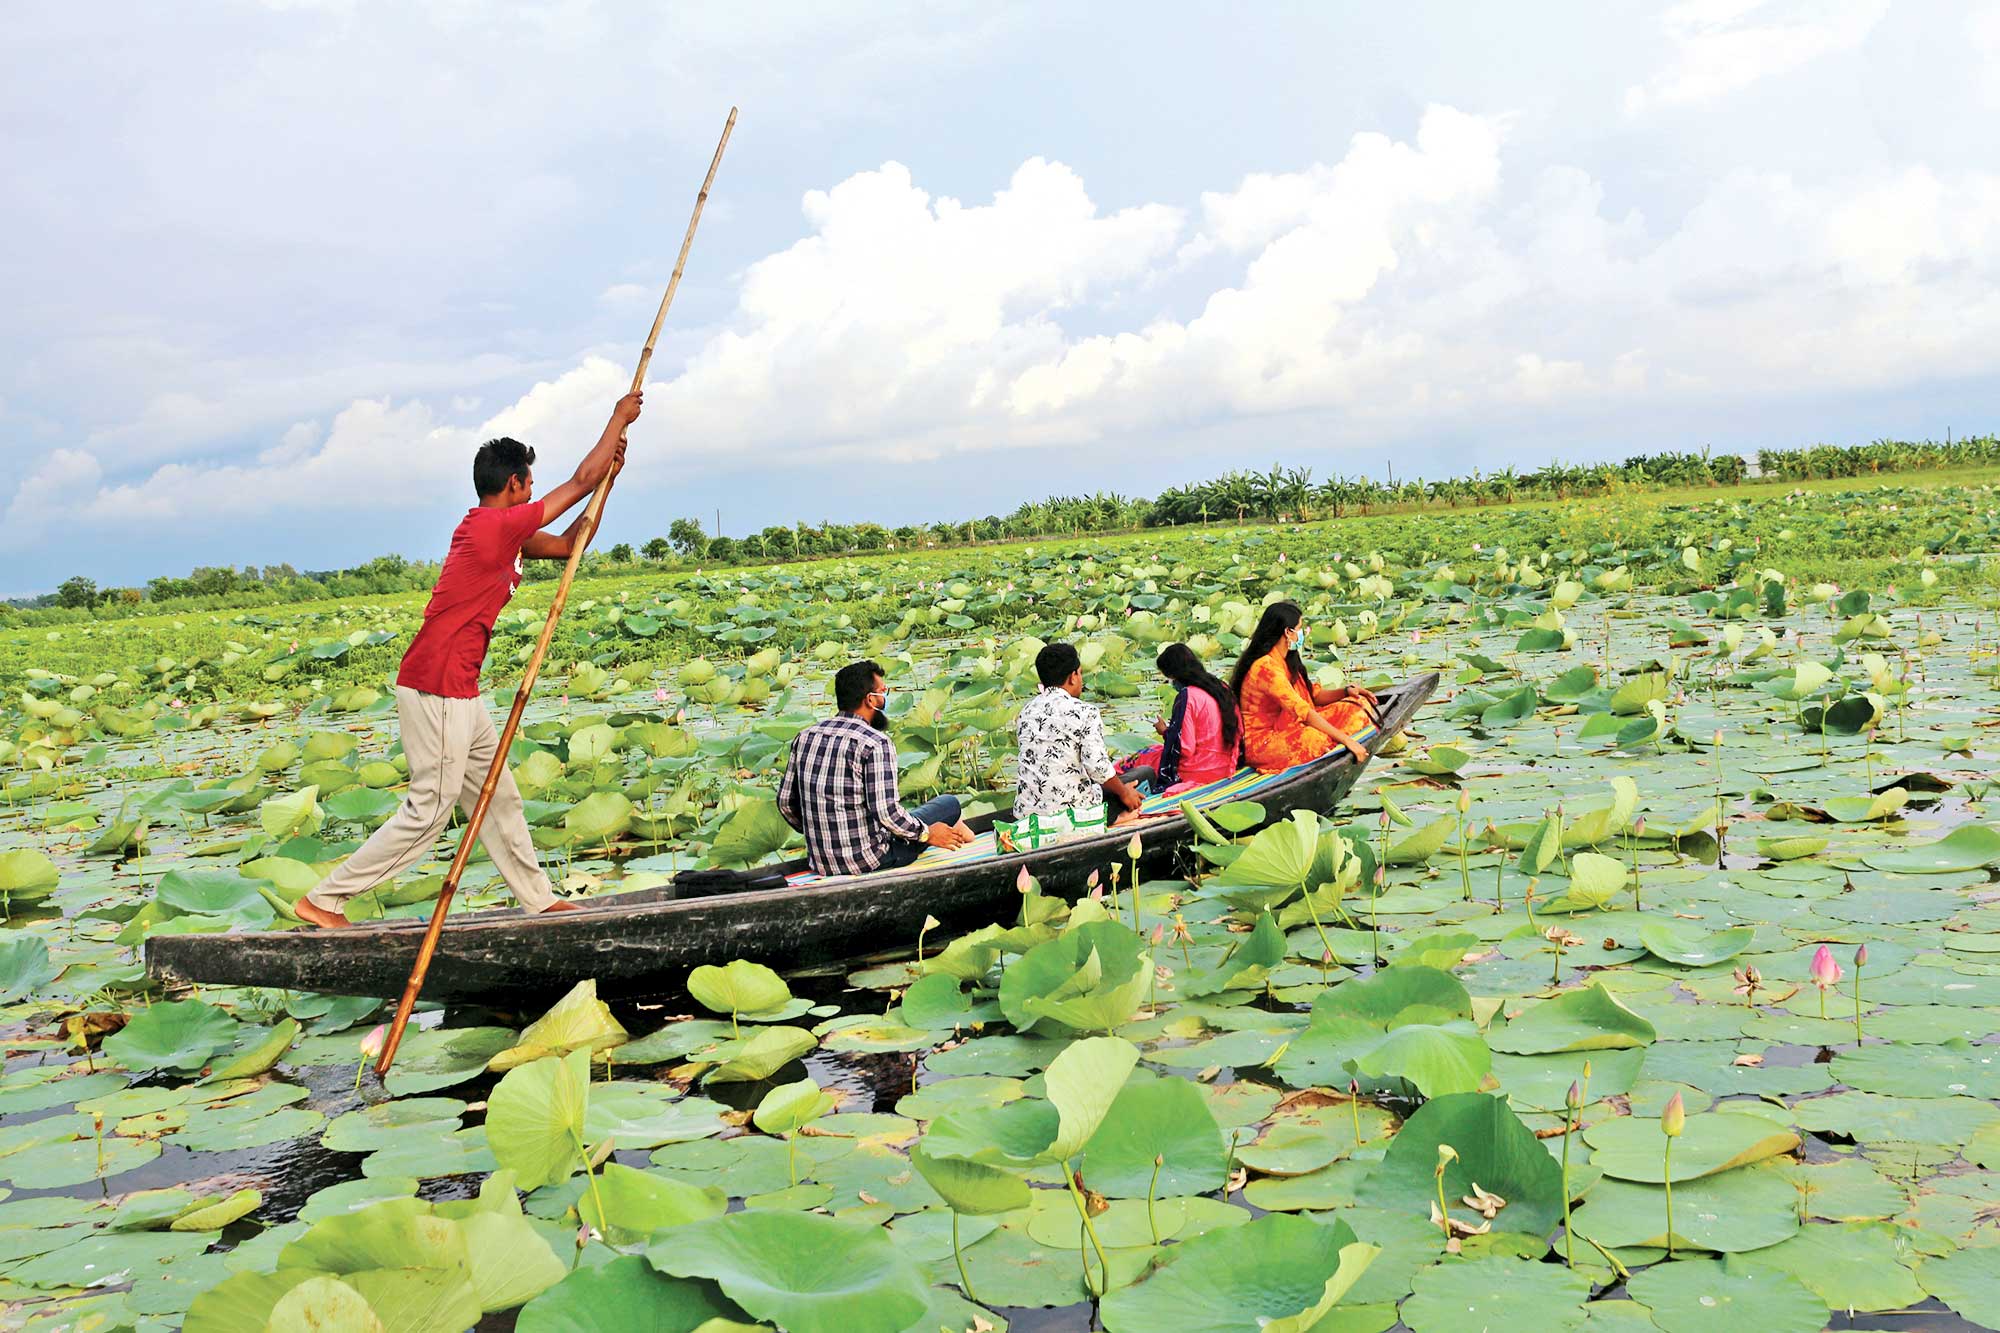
146,673,1437,1002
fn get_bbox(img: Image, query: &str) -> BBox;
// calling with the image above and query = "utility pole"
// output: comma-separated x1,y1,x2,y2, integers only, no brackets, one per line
715,508,721,539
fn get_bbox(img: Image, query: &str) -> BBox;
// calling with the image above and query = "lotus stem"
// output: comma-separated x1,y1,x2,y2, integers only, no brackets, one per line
787,1131,799,1187
1582,1231,1630,1281
92,1112,105,1177
1854,946,1866,1046
1456,806,1471,900
1300,885,1339,979
1560,1121,1575,1267
1147,1154,1163,1244
1662,1141,1675,1258
1064,1163,1110,1297
951,1209,977,1301
570,1127,610,1249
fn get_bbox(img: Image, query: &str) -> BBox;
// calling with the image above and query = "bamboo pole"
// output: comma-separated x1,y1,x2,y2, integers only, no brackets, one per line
377,106,737,1075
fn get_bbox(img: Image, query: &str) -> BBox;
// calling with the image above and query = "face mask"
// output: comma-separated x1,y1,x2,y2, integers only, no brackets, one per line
867,692,891,731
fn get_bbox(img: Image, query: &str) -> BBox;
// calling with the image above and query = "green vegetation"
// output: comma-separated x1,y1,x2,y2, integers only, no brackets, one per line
20,432,1998,619
0,475,1998,1329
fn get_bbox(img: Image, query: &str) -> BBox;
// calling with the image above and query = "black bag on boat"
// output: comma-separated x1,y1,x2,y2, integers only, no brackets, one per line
673,867,788,898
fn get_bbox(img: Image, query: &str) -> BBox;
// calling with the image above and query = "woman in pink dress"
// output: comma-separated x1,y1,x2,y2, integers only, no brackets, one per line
1117,642,1243,796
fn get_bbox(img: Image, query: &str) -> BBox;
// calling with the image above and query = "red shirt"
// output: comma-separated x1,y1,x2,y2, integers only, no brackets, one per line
396,502,545,697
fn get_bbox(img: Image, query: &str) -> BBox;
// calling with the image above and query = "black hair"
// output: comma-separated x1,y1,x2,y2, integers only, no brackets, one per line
1036,642,1082,688
834,659,885,712
473,437,536,498
1229,601,1308,699
1158,642,1240,748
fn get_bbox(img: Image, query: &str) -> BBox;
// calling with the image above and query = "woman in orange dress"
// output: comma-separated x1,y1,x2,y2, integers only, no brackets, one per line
1229,601,1379,772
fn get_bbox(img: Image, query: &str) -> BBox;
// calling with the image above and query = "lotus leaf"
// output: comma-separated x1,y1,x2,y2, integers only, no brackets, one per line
489,979,629,1071
516,1256,743,1333
1491,985,1655,1054
1099,1212,1376,1333
701,1025,817,1083
1636,921,1753,967
0,934,60,1002
1351,1020,1491,1097
103,998,242,1074
0,848,60,904
998,921,1151,1033
707,798,796,867
688,959,792,1025
1627,1258,1827,1333
259,785,324,839
1583,1110,1798,1181
1076,1070,1228,1196
1400,1254,1591,1332
646,1210,928,1333
1357,1092,1565,1235
485,1048,591,1190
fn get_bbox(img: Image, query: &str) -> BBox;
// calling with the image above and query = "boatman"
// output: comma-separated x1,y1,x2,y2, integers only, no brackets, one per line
293,392,643,929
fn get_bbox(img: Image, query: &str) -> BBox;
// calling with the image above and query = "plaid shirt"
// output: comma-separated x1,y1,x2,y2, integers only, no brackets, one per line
777,714,928,876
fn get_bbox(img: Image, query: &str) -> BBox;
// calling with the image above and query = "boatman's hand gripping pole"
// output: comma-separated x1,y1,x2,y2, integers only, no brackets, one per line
376,107,738,1076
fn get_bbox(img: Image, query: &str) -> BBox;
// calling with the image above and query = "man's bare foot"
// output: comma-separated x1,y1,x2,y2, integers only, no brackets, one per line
539,900,581,914
295,898,352,930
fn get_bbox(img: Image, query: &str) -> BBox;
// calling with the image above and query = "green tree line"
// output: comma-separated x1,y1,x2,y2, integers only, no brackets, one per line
17,432,1997,621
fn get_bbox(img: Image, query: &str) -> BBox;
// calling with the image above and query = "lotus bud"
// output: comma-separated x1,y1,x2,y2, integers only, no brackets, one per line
1854,943,1868,968
1661,1092,1686,1138
359,1024,387,1060
1017,866,1035,894
1633,817,1646,838
1810,945,1841,990
1713,729,1724,749
1566,1080,1583,1110
1127,832,1143,860
1457,789,1471,814
1349,1078,1360,1096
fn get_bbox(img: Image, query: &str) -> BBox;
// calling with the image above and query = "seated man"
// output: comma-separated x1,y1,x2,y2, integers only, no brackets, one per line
778,659,973,875
1015,642,1150,828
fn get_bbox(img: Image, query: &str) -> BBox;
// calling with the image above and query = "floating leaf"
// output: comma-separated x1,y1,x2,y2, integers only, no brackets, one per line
1099,1212,1376,1332
645,1211,928,1333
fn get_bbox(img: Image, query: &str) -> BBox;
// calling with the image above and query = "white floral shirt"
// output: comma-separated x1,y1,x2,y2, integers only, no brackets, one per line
1015,687,1115,819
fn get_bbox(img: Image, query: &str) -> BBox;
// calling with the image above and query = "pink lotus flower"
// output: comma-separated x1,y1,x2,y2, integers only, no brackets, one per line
654,688,669,704
1810,945,1842,991
359,1024,388,1059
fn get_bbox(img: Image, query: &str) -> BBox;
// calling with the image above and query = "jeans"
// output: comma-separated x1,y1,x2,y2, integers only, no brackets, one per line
879,795,964,869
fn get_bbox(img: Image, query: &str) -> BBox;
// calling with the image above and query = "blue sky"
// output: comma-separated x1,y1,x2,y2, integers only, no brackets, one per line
3,1,1997,594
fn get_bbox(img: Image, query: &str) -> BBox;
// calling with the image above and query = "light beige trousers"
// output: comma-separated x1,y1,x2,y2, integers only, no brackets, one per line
304,686,555,914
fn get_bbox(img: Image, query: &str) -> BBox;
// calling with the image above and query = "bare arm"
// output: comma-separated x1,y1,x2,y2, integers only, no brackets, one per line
536,391,642,528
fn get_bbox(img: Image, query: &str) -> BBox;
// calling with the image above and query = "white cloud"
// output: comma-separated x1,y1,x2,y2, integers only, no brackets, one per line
1,359,629,538
17,95,2000,548
5,449,103,527
1625,0,1888,113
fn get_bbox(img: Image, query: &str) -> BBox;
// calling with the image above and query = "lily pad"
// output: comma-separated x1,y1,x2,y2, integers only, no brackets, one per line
1626,1258,1827,1333
645,1210,929,1333
1583,1111,1798,1182
1099,1212,1377,1333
